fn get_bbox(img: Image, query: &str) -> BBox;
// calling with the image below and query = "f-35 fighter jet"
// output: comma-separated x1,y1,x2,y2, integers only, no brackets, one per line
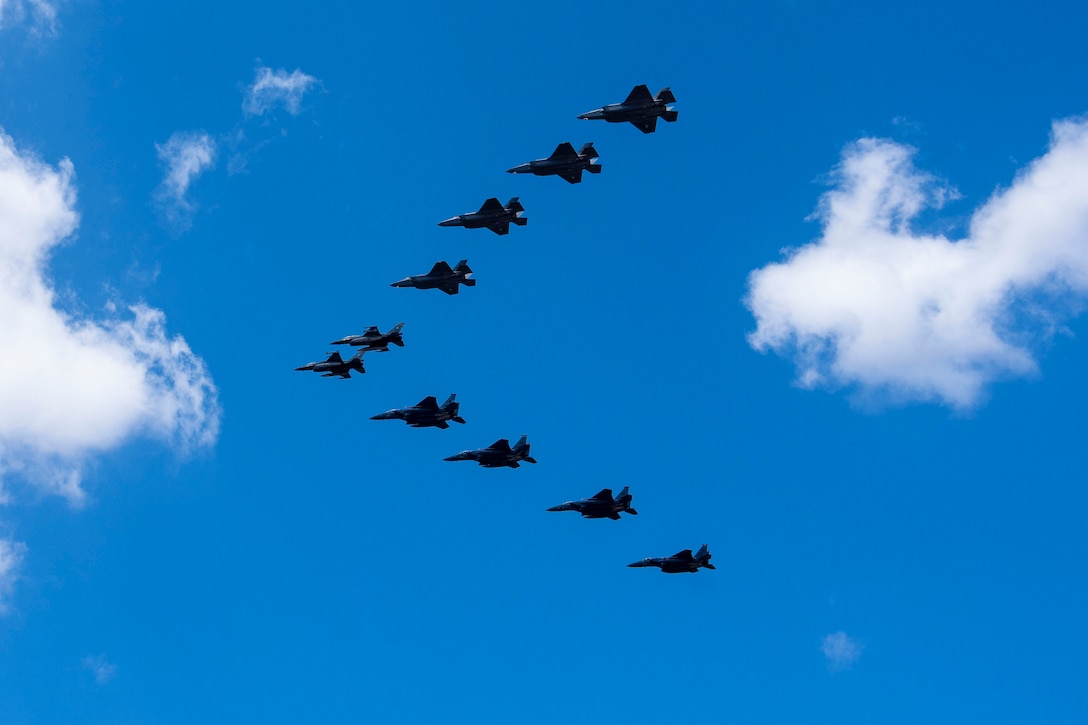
578,85,678,134
507,142,601,184
331,322,406,351
294,350,366,379
547,486,638,520
438,197,527,236
444,435,537,468
370,394,466,429
391,260,476,295
628,544,715,573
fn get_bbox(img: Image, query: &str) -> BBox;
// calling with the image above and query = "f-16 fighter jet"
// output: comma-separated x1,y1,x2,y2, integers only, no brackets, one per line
438,197,527,236
507,142,601,184
390,260,476,295
578,85,678,134
547,486,638,520
330,322,405,351
628,544,715,573
294,350,366,379
444,435,537,468
370,394,466,429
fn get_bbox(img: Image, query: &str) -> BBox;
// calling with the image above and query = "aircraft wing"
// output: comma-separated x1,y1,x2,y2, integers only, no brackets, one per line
416,396,439,409
489,438,512,452
558,169,583,184
477,197,505,214
671,549,694,561
591,488,614,501
549,142,578,159
607,513,621,520
338,371,352,379
488,221,510,236
439,281,461,295
364,325,381,336
631,117,658,134
435,421,449,429
429,260,453,276
622,84,654,107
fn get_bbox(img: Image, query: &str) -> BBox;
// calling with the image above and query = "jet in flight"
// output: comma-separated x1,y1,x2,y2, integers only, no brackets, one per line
507,142,601,184
628,544,715,573
294,350,366,379
370,394,466,429
578,85,678,134
547,486,638,520
444,435,537,468
438,197,527,236
331,322,405,351
391,260,476,295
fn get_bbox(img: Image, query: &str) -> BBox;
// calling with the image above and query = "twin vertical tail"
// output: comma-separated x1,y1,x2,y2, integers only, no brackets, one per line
655,88,676,104
579,142,599,159
505,197,525,213
695,544,714,568
514,435,537,463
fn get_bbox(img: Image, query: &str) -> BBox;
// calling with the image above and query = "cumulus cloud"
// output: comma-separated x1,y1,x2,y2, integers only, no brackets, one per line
153,132,217,231
81,654,118,684
747,119,1088,408
0,537,26,613
821,631,862,672
243,66,318,117
0,0,57,34
0,128,220,505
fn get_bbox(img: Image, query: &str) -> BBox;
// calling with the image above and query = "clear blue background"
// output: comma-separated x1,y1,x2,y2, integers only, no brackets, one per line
2,1,1088,722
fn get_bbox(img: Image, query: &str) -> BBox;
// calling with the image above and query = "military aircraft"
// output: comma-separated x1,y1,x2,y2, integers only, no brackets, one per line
370,394,466,429
628,544,715,573
578,85,678,134
547,486,638,520
438,197,527,236
330,322,406,351
294,350,366,379
391,260,476,295
507,142,601,184
444,435,537,468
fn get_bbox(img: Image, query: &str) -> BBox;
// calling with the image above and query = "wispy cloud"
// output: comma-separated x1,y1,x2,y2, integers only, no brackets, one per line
242,66,318,117
0,128,220,507
153,132,217,232
0,0,57,35
747,118,1088,409
821,631,862,672
81,654,118,685
0,537,26,614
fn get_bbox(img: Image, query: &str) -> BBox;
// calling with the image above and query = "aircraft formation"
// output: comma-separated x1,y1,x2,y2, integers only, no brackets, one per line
295,85,711,573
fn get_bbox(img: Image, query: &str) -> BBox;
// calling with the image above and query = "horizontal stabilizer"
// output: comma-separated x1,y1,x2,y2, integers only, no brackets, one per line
586,164,602,173
512,217,527,226
662,109,678,122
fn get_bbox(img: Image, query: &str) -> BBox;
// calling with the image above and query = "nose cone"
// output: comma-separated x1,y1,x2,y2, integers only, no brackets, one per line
438,217,461,227
330,338,350,345
294,364,314,371
578,109,604,120
391,278,411,288
627,559,653,568
507,163,530,174
370,411,397,420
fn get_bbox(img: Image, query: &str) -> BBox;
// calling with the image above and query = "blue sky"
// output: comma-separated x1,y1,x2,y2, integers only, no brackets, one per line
3,1,1088,722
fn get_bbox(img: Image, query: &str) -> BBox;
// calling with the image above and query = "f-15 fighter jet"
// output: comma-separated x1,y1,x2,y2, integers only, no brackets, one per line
390,260,476,295
438,197,527,236
628,544,715,573
294,350,366,379
547,486,638,520
370,394,466,429
507,142,601,184
330,322,405,351
444,435,537,468
578,85,678,134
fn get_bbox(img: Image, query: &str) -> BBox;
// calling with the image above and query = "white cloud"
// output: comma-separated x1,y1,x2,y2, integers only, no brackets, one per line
0,0,57,34
243,66,318,117
0,537,26,613
153,132,217,231
0,128,220,505
821,631,862,672
81,654,117,684
747,119,1088,409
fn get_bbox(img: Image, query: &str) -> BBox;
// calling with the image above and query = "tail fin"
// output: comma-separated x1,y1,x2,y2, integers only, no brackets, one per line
513,434,529,450
616,486,630,500
454,260,472,273
695,544,712,563
655,87,676,104
579,142,598,159
505,197,524,213
390,322,405,334
441,393,457,409
662,109,678,123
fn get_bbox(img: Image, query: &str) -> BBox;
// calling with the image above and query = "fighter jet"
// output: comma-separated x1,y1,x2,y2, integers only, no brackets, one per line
444,435,537,468
390,260,476,295
628,544,715,573
507,142,601,184
438,197,527,236
330,322,406,351
547,486,638,520
294,350,366,379
370,394,466,429
578,85,678,134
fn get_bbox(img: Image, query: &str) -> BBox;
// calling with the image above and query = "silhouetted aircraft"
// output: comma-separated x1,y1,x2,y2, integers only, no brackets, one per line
371,394,466,429
547,486,638,520
391,260,476,295
444,435,537,468
439,197,527,236
331,323,405,351
507,142,601,184
578,85,678,134
628,544,715,573
294,350,366,379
